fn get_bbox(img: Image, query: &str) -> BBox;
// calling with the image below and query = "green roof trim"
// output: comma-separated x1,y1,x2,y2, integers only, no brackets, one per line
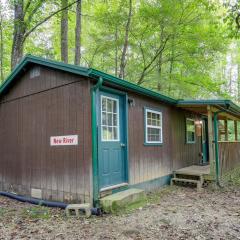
178,99,240,117
88,69,177,104
0,54,240,116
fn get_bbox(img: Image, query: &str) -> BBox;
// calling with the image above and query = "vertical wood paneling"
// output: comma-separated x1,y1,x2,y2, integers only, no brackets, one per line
128,93,202,185
0,66,92,203
219,142,240,174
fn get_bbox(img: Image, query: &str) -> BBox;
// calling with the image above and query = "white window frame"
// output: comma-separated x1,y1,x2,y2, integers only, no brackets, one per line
101,95,120,142
145,108,163,144
186,118,196,144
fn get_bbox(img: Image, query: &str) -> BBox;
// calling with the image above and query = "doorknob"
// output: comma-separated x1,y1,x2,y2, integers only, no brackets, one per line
120,143,126,147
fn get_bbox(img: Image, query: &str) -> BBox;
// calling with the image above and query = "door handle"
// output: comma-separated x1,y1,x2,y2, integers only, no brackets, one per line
120,143,126,147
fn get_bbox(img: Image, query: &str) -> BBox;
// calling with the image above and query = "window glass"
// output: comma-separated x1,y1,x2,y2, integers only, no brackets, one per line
101,96,119,141
186,119,195,143
145,109,162,144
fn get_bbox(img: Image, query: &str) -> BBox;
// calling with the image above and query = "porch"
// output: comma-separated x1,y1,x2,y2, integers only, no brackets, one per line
177,100,240,182
171,165,210,191
174,164,210,176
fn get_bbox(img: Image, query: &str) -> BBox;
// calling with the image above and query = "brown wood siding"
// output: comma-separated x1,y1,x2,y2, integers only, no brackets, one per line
0,66,92,203
127,92,202,186
219,142,240,174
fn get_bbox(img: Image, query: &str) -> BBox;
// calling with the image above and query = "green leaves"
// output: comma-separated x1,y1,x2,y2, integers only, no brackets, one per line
0,0,238,102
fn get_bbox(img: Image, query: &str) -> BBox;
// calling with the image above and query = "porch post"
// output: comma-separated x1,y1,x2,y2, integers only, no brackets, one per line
207,105,215,178
234,120,238,141
224,119,228,141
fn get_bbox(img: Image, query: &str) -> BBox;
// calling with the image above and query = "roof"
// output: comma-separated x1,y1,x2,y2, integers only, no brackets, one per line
177,100,240,119
0,54,240,118
0,54,176,105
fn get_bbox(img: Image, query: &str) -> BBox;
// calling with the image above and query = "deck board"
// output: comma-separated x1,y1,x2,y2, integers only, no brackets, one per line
175,165,210,176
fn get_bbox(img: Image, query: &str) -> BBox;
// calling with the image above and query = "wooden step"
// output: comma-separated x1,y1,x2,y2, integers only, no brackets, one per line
171,178,203,192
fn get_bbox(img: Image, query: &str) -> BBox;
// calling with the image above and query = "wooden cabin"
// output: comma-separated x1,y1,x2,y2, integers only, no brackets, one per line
0,55,240,205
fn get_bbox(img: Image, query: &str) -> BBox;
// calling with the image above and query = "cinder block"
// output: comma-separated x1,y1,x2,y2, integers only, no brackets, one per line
65,203,91,218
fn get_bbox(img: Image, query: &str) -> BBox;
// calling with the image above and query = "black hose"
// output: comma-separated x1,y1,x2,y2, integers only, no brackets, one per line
0,191,101,215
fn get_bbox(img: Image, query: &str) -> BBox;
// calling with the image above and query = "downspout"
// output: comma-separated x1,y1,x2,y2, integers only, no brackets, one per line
91,76,103,207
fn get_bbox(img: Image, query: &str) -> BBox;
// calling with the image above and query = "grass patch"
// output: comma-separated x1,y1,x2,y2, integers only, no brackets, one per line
112,186,176,215
222,165,240,186
0,208,6,217
22,206,51,219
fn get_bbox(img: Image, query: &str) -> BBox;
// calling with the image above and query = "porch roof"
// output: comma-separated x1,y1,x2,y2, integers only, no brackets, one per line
177,100,240,120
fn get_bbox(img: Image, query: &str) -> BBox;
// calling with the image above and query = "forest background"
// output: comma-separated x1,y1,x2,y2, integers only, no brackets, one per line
1,0,240,101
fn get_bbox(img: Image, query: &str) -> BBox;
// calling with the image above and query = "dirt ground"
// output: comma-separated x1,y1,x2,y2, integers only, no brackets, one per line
0,185,240,240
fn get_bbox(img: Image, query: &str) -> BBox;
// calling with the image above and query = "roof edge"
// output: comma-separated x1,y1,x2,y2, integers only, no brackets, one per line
0,54,89,95
89,69,177,105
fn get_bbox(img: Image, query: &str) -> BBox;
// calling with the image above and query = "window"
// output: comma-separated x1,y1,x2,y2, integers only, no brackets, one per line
145,108,162,144
101,96,119,141
186,118,195,143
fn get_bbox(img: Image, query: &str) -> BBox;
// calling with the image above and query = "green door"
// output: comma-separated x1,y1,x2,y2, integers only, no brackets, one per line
98,91,127,189
202,119,209,164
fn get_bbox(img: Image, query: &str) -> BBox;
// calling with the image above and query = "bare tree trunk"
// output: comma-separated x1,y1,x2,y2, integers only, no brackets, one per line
61,0,69,63
157,53,163,91
229,64,232,95
115,27,118,77
11,0,25,70
238,64,240,104
0,11,3,81
10,0,80,70
168,35,175,95
119,0,132,79
74,0,82,65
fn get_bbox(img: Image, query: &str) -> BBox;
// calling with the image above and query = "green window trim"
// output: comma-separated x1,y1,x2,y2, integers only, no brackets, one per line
186,118,196,144
144,107,163,146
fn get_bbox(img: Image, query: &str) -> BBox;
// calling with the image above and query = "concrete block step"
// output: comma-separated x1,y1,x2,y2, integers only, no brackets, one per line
171,178,199,184
171,178,203,192
65,203,91,217
100,188,145,213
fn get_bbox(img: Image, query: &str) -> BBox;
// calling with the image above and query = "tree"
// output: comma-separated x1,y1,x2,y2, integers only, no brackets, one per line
119,0,132,79
74,0,82,65
11,0,80,69
61,0,69,63
0,5,3,81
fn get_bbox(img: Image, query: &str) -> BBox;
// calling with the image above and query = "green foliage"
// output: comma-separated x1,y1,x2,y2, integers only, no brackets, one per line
223,165,240,186
0,0,239,101
22,206,51,219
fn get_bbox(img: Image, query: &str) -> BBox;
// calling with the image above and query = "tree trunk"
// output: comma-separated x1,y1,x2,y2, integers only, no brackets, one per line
157,52,163,91
11,0,25,70
74,0,82,65
61,0,69,63
115,27,118,77
238,64,240,104
168,35,175,95
0,11,3,81
119,0,132,79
